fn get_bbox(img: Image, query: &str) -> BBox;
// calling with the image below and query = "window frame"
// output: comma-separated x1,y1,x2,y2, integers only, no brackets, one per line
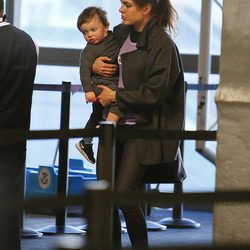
6,0,220,74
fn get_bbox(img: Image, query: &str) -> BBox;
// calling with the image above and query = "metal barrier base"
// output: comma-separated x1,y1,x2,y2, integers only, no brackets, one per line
21,228,43,238
146,220,167,231
158,217,201,228
78,224,128,234
122,220,166,231
37,225,85,235
77,224,88,231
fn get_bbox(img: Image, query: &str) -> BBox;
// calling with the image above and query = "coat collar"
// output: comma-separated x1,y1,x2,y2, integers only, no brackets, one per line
136,18,158,49
116,18,158,49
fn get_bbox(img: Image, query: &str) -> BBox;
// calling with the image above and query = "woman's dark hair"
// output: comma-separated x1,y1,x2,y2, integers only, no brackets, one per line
134,0,178,34
0,0,4,12
77,6,108,31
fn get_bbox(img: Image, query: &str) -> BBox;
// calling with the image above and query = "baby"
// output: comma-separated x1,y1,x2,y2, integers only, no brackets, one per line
75,6,121,164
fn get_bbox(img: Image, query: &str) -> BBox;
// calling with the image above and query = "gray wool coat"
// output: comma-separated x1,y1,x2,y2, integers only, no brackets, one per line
113,19,185,165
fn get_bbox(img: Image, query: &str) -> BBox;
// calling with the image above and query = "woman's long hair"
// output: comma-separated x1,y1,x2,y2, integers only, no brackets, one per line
134,0,178,34
0,0,4,13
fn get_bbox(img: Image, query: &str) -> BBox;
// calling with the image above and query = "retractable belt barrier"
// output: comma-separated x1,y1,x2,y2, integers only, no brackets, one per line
33,82,219,92
0,127,216,142
18,190,250,211
0,81,217,238
186,83,218,91
0,82,218,142
6,81,248,250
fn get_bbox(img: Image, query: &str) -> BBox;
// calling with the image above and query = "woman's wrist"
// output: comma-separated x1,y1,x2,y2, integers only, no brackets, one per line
113,90,117,102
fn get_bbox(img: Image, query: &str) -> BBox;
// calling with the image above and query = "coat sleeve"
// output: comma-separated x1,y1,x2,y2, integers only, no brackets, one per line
116,40,180,112
79,46,96,93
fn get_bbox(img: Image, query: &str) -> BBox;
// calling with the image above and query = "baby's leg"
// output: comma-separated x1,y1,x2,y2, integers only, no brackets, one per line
106,112,120,123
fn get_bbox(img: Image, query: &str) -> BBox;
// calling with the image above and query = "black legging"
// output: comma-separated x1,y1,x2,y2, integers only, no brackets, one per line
0,146,25,250
97,138,149,249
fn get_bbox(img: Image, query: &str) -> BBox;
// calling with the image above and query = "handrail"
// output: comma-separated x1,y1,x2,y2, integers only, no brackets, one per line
19,190,250,213
0,128,216,142
32,83,218,92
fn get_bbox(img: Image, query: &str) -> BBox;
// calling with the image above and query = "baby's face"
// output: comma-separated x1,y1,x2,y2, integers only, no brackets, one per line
80,16,109,45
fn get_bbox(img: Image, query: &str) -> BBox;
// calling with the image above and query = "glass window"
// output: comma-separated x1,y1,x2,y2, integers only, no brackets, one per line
173,0,223,55
27,67,218,192
3,0,6,12
182,72,217,192
211,0,223,55
18,0,221,192
27,65,96,168
173,0,202,54
19,0,222,54
19,0,121,49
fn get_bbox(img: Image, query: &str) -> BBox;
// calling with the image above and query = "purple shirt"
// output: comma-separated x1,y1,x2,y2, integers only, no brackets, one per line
117,35,138,125
103,35,138,124
118,35,138,89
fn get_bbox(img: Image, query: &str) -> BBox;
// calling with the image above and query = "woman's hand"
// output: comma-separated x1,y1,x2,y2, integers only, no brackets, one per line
97,85,116,107
92,56,117,77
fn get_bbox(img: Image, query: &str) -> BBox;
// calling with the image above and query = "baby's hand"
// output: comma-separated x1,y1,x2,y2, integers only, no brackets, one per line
85,91,97,103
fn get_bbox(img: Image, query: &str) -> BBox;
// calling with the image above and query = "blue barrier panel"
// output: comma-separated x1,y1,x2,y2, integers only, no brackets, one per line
25,165,58,198
25,158,96,198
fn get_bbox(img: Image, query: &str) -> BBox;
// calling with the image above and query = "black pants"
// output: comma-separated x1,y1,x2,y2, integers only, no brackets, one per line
97,138,149,249
84,100,123,139
0,146,25,250
85,101,104,130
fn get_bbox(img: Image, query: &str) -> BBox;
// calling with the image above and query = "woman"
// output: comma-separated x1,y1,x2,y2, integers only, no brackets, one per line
94,0,185,249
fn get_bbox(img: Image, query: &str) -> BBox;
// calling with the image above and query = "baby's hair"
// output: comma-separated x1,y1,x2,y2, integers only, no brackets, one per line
77,6,108,31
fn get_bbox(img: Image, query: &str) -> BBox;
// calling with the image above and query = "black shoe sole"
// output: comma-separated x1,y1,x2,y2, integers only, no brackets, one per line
75,143,95,164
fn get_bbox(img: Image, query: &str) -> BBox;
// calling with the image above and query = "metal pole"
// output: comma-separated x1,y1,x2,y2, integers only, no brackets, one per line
56,80,70,228
196,0,215,164
96,121,116,187
78,122,117,238
158,182,200,228
38,81,84,234
21,163,43,238
158,144,200,228
94,121,116,248
84,181,112,250
197,0,212,139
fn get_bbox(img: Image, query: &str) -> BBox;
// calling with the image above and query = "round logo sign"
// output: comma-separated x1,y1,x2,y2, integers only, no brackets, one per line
38,167,51,190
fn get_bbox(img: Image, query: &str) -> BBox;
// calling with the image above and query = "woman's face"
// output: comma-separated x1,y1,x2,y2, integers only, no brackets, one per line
119,0,151,31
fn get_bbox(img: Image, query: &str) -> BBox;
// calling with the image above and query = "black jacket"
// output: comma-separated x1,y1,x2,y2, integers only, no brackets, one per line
0,24,37,149
114,19,185,165
80,31,119,93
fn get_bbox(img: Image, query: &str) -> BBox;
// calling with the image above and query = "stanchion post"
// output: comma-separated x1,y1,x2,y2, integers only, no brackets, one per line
38,81,84,234
97,121,116,186
158,142,200,228
172,183,184,220
21,164,43,238
90,121,116,249
173,141,185,220
56,80,71,227
83,181,111,250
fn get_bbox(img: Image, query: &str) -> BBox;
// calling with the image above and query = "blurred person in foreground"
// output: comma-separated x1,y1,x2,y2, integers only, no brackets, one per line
0,1,37,248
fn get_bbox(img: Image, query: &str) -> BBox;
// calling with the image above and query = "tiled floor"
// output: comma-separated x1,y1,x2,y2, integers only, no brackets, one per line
22,207,213,249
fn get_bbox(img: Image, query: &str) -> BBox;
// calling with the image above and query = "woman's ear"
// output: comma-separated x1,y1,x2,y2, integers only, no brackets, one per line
142,3,152,15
